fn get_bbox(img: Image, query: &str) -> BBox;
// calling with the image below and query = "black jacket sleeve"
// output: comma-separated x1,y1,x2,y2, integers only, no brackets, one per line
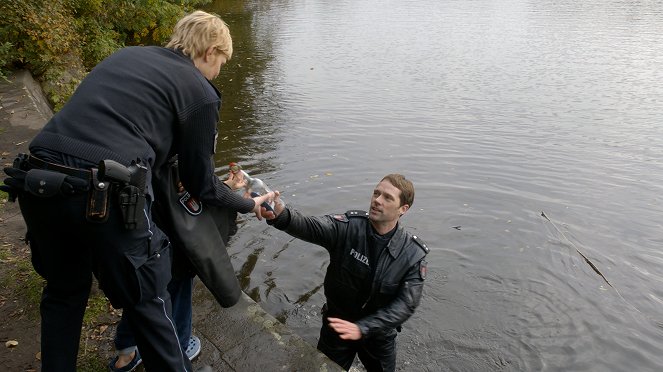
177,100,254,213
269,207,341,252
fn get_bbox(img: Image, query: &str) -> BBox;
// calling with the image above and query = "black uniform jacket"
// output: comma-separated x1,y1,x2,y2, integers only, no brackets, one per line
270,208,428,339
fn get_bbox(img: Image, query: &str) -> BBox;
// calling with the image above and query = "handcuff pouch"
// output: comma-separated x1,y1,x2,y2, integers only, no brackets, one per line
24,169,67,198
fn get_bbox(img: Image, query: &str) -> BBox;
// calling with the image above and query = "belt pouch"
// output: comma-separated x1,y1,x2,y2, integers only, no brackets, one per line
86,169,111,223
24,169,67,197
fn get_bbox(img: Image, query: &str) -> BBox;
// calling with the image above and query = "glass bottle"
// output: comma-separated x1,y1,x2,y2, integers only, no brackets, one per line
238,168,280,212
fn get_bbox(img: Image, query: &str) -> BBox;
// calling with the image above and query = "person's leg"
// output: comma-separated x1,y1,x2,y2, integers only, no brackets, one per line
110,314,140,370
357,333,397,372
19,193,92,372
317,320,358,371
168,275,193,351
109,270,195,369
90,203,191,372
39,275,91,371
169,275,203,360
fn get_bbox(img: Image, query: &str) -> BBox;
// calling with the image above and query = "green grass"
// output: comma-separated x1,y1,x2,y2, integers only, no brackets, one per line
0,224,44,319
83,291,111,325
5,253,45,320
0,201,116,369
76,352,107,372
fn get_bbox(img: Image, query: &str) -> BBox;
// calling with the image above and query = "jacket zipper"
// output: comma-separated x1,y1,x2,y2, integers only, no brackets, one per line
362,241,390,309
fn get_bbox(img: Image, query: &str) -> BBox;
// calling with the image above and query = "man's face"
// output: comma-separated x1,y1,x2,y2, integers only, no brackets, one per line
369,180,409,225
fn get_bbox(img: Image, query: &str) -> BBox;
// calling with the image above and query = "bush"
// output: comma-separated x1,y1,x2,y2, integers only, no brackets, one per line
0,0,211,110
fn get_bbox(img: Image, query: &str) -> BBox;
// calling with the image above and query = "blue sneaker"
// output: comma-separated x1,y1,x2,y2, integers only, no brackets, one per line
185,335,202,361
108,349,142,372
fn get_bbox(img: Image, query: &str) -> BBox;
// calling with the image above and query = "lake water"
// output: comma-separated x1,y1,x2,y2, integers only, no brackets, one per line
205,0,663,370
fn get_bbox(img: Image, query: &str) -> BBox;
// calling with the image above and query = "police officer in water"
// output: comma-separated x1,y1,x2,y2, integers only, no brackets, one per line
2,10,273,372
265,174,428,372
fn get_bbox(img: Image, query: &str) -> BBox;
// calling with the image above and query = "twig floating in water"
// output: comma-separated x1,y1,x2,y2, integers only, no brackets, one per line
540,211,613,288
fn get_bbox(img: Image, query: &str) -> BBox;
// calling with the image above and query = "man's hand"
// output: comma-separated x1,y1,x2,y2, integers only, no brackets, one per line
252,191,277,220
252,191,283,221
327,317,362,340
262,191,284,220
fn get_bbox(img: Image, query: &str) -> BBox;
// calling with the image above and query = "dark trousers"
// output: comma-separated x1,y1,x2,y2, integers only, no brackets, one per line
19,191,192,372
115,276,194,353
317,320,397,372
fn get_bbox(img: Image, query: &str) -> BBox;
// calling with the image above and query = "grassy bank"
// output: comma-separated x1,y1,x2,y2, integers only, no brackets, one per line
0,0,211,111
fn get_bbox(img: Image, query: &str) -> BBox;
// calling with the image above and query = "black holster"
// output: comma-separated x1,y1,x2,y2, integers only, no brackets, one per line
117,184,146,230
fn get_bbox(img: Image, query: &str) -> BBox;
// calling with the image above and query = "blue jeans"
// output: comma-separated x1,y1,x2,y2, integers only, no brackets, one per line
115,276,193,354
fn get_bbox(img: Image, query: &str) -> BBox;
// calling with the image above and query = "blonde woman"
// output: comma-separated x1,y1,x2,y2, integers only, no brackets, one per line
7,10,273,372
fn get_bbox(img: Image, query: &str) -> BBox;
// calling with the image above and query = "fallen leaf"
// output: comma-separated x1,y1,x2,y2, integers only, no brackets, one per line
36,351,41,360
6,340,18,348
98,325,108,334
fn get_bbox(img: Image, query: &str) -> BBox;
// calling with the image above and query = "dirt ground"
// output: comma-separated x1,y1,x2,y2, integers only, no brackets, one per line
0,192,121,371
0,77,122,371
0,197,42,372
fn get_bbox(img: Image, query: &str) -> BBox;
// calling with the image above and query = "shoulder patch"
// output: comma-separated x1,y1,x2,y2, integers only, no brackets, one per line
345,210,368,218
419,259,428,280
412,235,429,254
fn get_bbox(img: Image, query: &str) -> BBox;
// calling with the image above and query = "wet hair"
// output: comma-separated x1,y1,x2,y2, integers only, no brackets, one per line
166,10,233,61
381,174,415,207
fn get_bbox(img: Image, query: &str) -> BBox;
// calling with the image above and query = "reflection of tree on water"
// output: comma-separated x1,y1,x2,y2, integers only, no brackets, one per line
294,283,324,306
205,0,285,175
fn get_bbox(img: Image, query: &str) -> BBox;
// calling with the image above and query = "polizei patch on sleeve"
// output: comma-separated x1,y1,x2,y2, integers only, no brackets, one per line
179,191,202,216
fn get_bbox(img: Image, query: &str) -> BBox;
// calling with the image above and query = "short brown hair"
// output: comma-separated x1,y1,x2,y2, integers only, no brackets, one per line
166,10,233,61
381,174,414,207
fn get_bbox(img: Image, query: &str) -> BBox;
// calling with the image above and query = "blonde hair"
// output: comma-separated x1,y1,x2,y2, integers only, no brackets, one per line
166,10,233,61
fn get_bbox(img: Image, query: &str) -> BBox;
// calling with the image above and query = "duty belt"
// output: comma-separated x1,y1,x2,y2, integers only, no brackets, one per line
2,153,91,201
24,154,91,179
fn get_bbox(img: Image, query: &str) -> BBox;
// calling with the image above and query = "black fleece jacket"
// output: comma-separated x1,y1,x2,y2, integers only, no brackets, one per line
29,46,253,213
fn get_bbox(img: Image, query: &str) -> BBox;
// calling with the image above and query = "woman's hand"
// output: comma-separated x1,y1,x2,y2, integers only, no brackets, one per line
223,168,247,190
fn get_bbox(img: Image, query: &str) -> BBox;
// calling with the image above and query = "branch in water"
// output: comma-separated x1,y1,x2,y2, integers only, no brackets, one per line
540,211,613,288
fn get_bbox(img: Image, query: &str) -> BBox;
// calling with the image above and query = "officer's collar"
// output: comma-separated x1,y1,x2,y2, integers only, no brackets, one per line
385,223,407,258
